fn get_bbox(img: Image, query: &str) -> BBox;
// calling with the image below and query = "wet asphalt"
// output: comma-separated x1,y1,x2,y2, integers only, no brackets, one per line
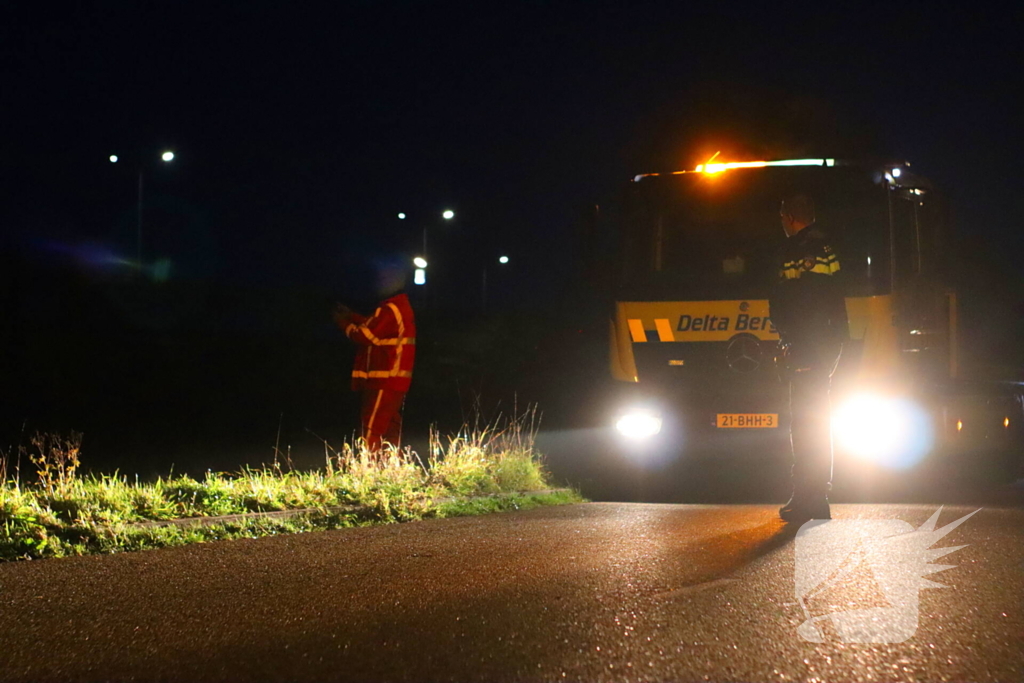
1,502,1022,682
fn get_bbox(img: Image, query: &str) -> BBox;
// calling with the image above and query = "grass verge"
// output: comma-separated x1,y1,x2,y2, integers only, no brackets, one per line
1,414,582,561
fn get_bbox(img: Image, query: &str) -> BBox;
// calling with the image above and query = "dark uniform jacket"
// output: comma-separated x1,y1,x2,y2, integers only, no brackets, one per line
769,224,849,358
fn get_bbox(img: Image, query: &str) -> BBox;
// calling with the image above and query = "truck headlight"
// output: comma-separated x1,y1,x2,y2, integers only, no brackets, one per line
832,393,933,468
615,409,663,440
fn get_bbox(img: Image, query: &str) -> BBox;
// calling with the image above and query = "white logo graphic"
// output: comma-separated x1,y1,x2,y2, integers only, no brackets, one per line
794,507,979,643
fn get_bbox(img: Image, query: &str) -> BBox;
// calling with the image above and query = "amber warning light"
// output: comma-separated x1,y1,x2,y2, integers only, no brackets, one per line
633,157,837,182
695,158,836,173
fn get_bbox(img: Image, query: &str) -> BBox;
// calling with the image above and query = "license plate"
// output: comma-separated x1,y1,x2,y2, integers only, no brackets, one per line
716,413,779,428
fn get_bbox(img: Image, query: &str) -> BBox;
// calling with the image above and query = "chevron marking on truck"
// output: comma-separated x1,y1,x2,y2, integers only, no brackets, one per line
654,318,675,342
627,319,647,343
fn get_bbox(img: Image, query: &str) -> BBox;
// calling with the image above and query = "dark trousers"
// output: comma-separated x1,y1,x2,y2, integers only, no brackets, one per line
785,344,841,501
360,387,406,451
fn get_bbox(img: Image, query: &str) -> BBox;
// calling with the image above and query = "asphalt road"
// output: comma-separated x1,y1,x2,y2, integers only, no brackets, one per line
1,502,1022,682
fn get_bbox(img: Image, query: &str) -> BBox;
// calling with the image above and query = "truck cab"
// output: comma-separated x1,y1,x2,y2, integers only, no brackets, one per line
600,158,1022,478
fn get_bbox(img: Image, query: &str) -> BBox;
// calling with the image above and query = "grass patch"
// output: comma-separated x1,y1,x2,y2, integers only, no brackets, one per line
0,412,580,561
433,489,583,518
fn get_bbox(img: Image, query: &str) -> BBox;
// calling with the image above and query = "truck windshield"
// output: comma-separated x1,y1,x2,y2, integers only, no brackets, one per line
616,166,890,301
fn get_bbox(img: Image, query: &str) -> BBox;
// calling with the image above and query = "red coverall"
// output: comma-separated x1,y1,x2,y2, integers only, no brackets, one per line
337,293,416,451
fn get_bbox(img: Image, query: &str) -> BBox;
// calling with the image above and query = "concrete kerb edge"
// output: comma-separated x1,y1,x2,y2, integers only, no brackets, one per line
125,488,574,530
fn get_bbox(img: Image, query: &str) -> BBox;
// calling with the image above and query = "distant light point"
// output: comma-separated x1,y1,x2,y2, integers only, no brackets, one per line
891,167,902,178
161,151,175,162
109,155,119,163
498,255,509,264
398,212,406,219
413,256,428,269
442,209,455,220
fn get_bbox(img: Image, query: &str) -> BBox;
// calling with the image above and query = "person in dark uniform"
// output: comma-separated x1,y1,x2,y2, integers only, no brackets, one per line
769,193,849,523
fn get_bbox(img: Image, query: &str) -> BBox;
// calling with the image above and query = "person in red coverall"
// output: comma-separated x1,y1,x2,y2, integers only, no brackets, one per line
333,264,416,452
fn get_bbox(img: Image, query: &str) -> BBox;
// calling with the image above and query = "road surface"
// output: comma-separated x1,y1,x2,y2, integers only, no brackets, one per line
1,503,1022,682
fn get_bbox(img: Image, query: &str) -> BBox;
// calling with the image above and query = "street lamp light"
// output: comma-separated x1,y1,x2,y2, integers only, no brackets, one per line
414,269,426,285
481,255,512,312
414,208,456,265
412,257,427,286
109,149,178,271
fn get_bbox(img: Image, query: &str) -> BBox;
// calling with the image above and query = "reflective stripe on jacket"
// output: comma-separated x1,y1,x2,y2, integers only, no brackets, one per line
342,293,416,392
769,224,848,348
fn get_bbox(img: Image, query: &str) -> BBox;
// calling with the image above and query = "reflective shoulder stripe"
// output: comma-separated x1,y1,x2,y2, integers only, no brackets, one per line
809,256,841,275
387,302,405,336
386,301,409,377
352,370,413,379
816,254,840,273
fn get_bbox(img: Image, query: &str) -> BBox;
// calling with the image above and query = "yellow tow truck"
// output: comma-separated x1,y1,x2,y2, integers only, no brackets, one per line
601,157,1023,479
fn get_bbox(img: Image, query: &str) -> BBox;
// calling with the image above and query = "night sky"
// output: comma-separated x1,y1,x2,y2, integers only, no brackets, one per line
2,2,1023,464
5,3,1022,286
